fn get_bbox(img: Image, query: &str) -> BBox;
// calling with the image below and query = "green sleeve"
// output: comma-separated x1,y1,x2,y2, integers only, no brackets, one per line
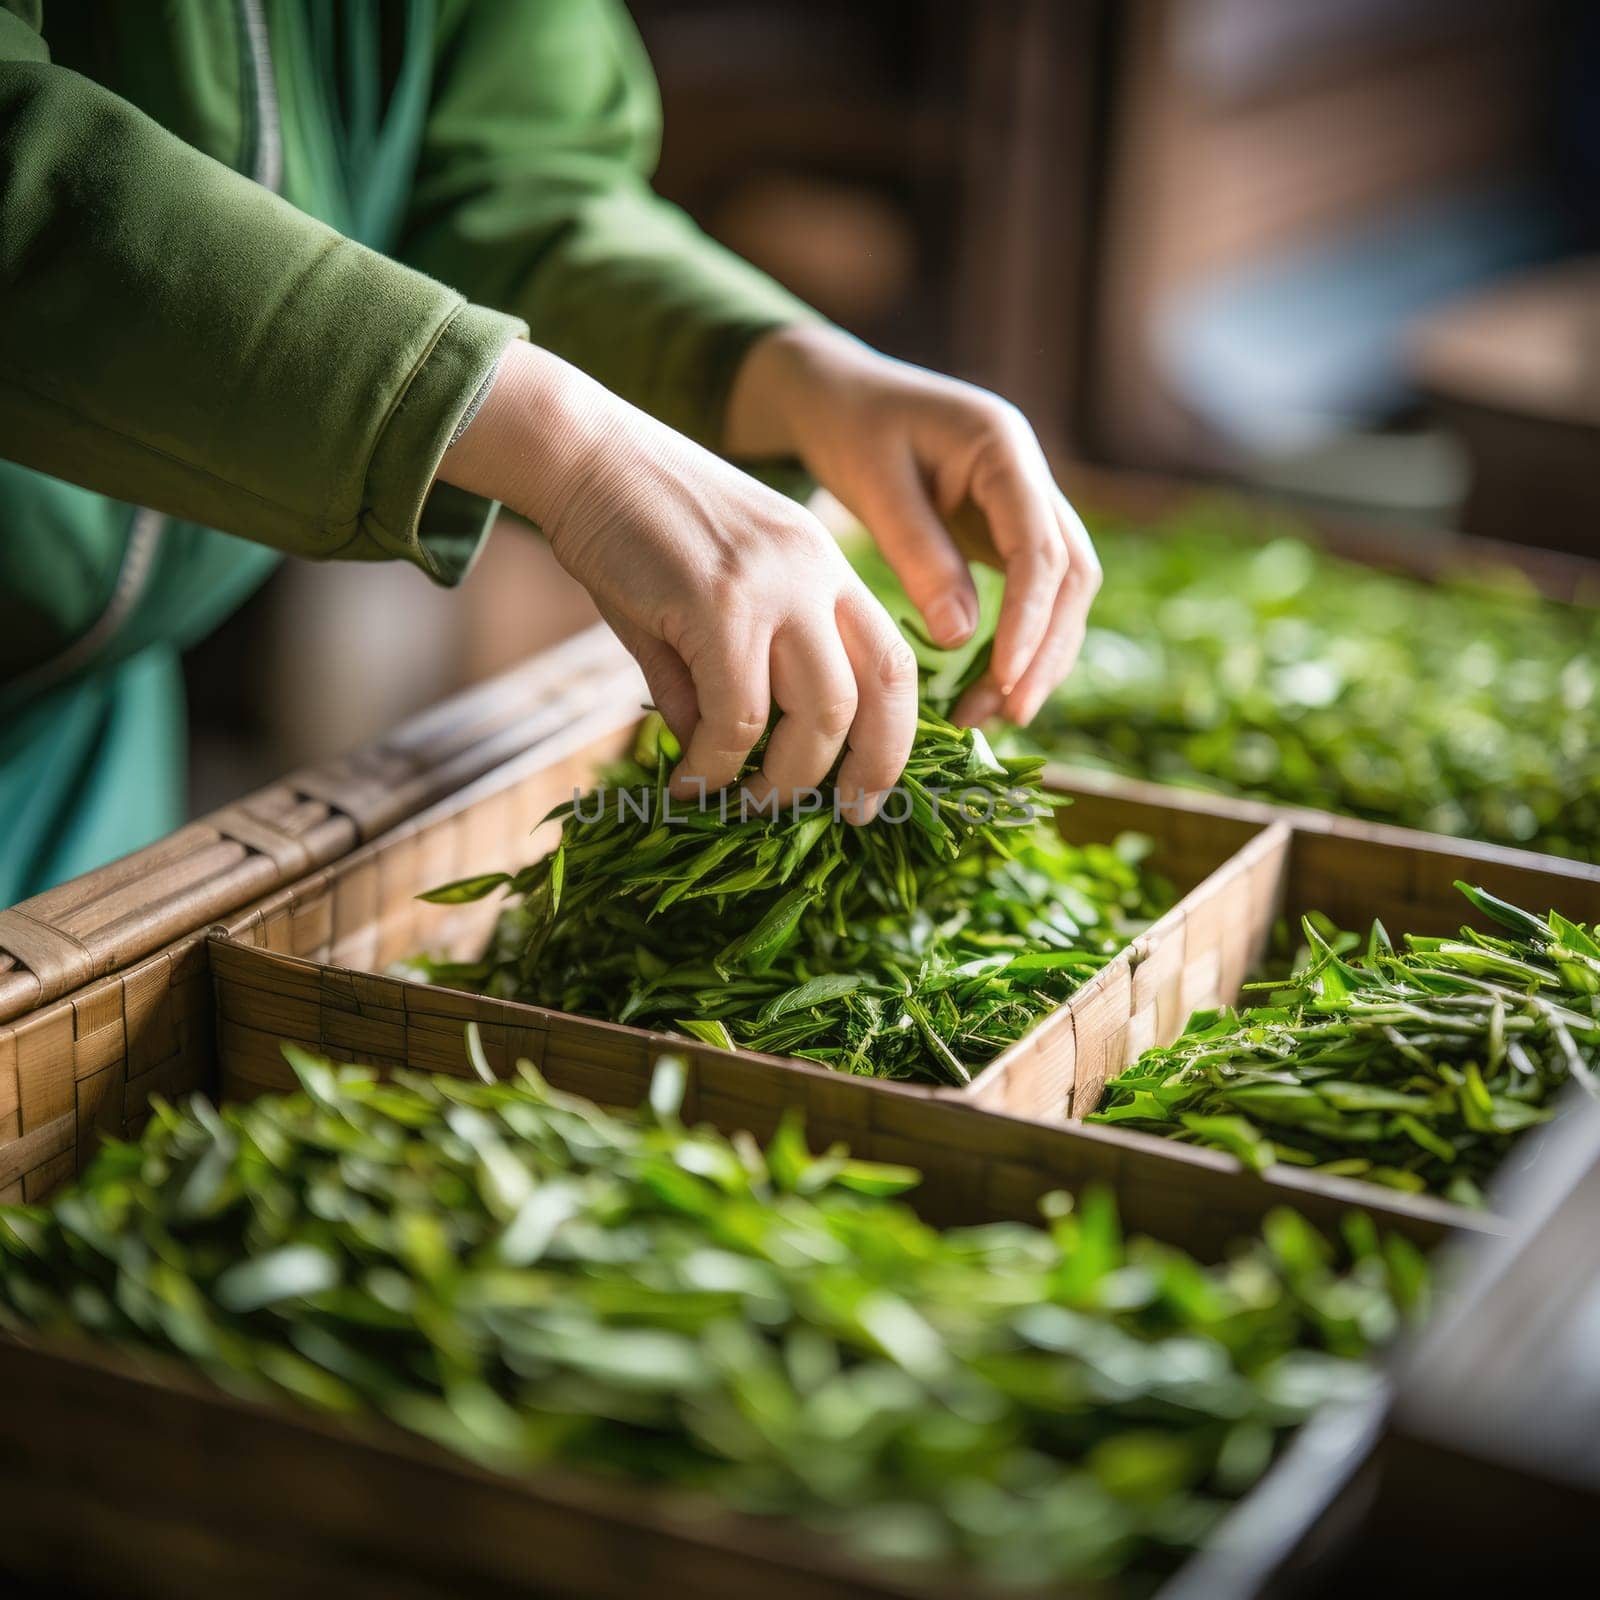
0,7,526,586
402,0,823,456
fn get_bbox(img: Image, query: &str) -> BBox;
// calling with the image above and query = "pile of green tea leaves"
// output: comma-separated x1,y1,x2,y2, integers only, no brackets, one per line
1090,884,1600,1208
411,664,1170,1086
848,501,1600,860
1041,503,1600,859
0,1038,1426,1590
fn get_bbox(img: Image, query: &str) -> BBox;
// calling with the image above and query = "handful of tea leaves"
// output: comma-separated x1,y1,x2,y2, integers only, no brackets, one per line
414,676,1169,1085
1090,883,1600,1206
0,1039,1425,1588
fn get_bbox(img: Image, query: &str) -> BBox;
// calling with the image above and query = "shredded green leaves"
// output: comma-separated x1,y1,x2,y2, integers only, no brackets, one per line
0,1041,1426,1587
1090,883,1600,1206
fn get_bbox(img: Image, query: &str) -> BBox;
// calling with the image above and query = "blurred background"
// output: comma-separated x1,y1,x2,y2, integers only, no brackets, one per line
187,0,1600,809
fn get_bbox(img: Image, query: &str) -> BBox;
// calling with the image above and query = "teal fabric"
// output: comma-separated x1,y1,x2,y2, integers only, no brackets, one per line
0,648,185,902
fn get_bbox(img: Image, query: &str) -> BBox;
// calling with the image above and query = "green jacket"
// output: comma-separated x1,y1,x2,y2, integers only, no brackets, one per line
0,0,812,903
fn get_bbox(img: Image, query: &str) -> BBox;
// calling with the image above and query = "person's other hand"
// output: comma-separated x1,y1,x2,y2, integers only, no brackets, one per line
437,341,917,822
726,325,1099,726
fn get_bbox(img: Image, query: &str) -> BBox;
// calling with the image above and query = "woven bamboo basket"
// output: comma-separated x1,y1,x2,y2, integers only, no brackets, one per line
2,810,1492,1598
0,623,642,1025
1060,794,1600,1119
0,941,1490,1600
0,627,644,1203
204,697,1575,1237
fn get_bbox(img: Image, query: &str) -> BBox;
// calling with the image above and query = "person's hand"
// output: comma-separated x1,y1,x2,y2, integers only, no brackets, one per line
436,341,917,822
725,325,1099,726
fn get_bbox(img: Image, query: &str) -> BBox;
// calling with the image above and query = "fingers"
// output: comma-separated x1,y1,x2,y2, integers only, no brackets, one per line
746,616,859,812
671,628,770,800
626,630,699,748
969,449,1067,695
859,452,980,648
834,588,919,823
953,674,1005,729
1000,493,1099,724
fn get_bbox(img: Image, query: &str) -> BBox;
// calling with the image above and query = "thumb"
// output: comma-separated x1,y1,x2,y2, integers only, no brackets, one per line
860,452,982,649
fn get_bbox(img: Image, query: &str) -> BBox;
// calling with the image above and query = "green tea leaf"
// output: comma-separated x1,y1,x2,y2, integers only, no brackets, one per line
214,1245,340,1313
416,872,513,905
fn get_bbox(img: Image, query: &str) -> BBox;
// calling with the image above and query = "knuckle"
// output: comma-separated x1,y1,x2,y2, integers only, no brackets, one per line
1062,548,1100,592
977,394,1027,439
875,636,920,692
721,706,769,745
1035,536,1070,582
813,693,858,741
783,506,837,552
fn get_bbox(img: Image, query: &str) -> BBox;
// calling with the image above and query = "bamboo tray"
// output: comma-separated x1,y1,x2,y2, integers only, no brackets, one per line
0,948,1487,1599
0,633,644,1204
203,705,1540,1238
1051,774,1600,1120
0,624,644,1024
206,706,1600,1228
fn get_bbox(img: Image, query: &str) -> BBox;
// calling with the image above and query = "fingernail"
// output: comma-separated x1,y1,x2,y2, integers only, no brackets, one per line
928,592,977,647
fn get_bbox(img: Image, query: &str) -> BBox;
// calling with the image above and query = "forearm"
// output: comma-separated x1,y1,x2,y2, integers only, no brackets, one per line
435,343,616,536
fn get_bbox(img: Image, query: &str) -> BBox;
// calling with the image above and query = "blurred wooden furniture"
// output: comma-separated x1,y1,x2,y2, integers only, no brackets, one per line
634,0,1104,457
1410,257,1600,554
1086,0,1554,472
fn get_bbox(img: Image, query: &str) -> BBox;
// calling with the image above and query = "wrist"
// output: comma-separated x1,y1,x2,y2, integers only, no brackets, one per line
724,323,861,460
437,340,618,537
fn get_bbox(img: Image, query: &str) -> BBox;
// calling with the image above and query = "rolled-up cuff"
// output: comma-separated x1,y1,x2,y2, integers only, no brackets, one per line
361,303,527,586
